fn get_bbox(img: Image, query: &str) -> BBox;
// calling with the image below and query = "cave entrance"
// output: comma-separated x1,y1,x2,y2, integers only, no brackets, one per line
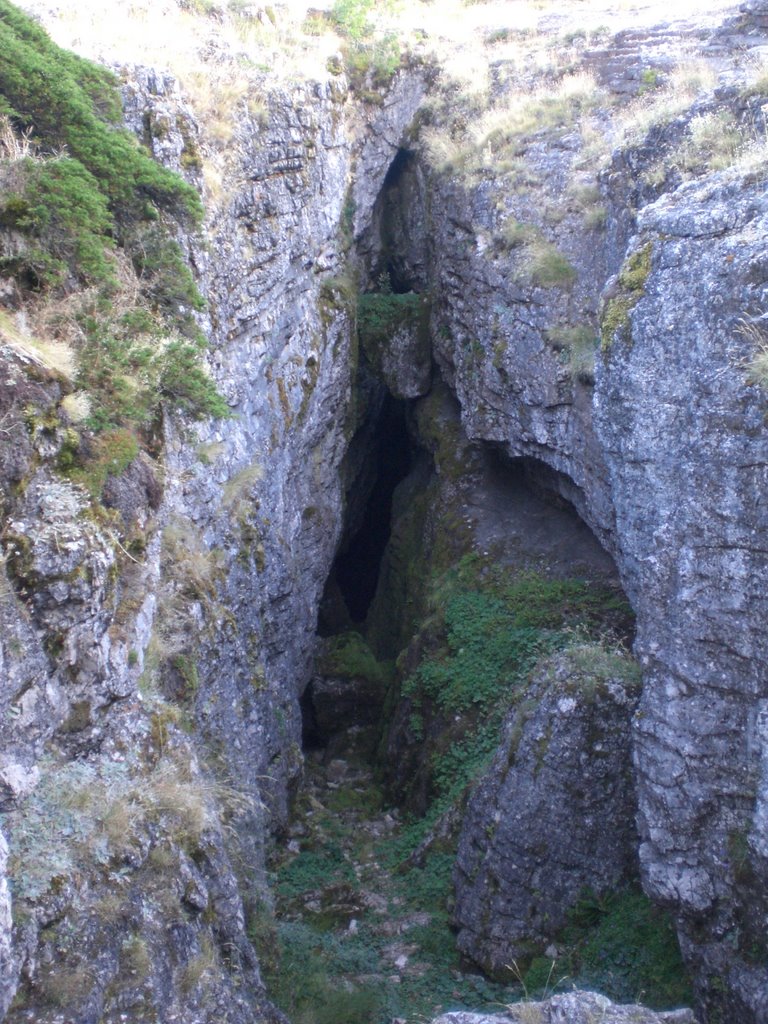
320,393,415,632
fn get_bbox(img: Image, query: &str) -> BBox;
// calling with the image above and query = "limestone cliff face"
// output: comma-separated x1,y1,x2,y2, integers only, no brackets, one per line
2,1,768,1021
416,13,768,1019
0,56,429,1019
596,175,768,1020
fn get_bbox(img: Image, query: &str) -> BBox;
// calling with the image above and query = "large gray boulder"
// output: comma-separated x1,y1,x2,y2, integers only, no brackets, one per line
453,646,641,973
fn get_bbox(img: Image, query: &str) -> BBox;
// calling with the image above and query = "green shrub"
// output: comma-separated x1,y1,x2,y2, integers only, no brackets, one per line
358,290,423,348
75,304,228,430
0,3,226,429
0,0,202,226
329,0,374,41
0,157,114,286
318,631,394,687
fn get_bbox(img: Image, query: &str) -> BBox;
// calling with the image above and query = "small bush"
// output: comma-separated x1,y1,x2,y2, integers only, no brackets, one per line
328,0,401,89
0,6,227,430
318,631,394,687
0,0,202,226
0,156,114,286
357,290,423,347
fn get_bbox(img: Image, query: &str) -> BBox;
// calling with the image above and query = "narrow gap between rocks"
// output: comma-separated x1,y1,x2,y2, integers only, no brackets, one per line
264,144,661,1024
332,396,413,625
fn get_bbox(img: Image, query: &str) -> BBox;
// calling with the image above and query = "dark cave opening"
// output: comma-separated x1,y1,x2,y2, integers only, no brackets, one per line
322,394,415,629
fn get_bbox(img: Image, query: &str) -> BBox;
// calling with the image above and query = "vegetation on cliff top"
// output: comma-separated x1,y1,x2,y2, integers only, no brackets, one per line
0,0,227,492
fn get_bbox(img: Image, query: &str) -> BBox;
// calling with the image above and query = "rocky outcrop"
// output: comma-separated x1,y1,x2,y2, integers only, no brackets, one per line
430,992,696,1024
0,54,431,1021
453,646,641,974
596,173,768,1020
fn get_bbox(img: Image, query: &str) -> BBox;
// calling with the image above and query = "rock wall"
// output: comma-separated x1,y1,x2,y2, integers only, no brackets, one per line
0,61,429,1021
416,11,768,1019
2,1,768,1021
453,647,641,975
596,176,768,1021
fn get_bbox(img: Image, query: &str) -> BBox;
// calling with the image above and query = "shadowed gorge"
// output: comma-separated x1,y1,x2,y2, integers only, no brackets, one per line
323,396,415,627
1,0,767,1022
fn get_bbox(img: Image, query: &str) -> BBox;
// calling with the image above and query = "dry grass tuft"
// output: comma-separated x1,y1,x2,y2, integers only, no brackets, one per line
0,309,77,380
618,59,718,146
424,70,601,177
738,319,768,390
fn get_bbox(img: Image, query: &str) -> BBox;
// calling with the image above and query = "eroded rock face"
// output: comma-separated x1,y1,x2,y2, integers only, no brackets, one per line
430,992,696,1024
453,647,641,974
413,14,768,1017
0,60,431,1021
595,174,768,1020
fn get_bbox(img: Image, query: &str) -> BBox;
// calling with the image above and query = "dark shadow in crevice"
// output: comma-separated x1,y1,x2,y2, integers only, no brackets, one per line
320,395,415,631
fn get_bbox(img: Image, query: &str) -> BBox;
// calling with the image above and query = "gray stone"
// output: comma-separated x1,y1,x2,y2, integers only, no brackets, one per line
453,647,641,973
430,991,696,1023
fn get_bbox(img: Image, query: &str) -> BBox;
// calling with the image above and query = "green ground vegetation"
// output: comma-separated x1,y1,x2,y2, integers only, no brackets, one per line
264,556,687,1024
318,631,395,689
523,886,692,1009
397,555,633,827
262,763,518,1024
357,290,425,350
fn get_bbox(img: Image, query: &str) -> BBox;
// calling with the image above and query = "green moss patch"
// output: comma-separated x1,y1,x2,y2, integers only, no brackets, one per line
601,242,654,350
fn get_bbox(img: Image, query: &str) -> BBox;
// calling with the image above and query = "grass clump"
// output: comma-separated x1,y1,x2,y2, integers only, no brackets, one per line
7,751,221,910
424,71,601,177
738,318,768,391
525,239,577,289
494,221,576,291
676,110,743,173
548,324,598,384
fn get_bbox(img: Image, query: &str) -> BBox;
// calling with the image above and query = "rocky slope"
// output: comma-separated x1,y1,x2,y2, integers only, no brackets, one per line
1,0,768,1021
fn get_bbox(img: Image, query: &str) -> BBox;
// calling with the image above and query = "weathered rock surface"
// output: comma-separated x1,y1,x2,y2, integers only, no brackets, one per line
4,1,768,1021
430,991,696,1024
453,647,641,973
596,172,768,1020
0,55,430,1022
